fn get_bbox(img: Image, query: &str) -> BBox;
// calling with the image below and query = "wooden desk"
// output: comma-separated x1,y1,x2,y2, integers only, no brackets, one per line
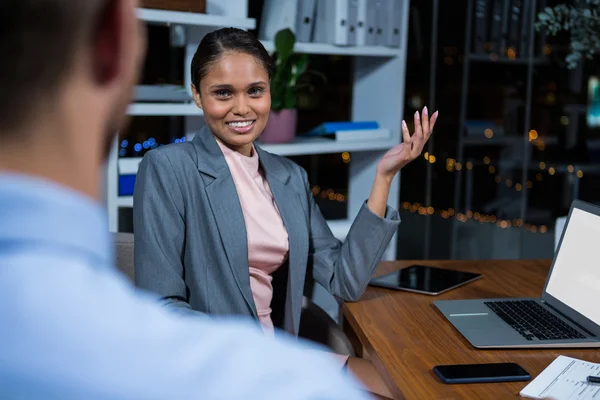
343,260,600,399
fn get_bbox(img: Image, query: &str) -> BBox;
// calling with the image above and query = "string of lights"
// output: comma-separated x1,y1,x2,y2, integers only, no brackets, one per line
309,149,558,232
119,137,186,157
311,185,346,203
407,127,591,233
400,201,549,233
425,152,585,194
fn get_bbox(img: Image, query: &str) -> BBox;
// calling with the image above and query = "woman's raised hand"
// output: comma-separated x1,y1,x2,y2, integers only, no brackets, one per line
375,107,438,180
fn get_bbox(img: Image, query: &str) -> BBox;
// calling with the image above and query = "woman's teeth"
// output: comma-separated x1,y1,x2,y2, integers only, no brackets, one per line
228,121,253,127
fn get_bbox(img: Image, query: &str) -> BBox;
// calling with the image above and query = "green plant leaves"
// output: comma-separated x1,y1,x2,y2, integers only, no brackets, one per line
536,0,600,69
274,28,295,62
270,29,325,110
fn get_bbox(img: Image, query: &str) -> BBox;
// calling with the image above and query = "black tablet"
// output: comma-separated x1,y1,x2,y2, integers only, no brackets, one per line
368,265,482,295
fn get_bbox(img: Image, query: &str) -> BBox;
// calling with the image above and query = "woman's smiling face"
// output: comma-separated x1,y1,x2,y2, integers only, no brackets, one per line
192,51,271,156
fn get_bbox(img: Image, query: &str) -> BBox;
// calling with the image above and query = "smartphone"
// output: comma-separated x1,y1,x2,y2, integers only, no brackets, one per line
433,363,530,384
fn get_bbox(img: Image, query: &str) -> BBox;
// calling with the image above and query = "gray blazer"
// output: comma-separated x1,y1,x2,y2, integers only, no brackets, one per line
133,128,401,336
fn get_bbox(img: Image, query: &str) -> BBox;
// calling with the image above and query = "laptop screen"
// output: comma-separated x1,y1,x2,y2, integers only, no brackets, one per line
545,207,600,326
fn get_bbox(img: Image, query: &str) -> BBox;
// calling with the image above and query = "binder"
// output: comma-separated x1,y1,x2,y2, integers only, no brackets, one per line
296,0,317,43
374,0,386,46
365,0,378,45
259,0,299,41
384,0,403,48
306,121,380,134
306,128,391,142
355,0,368,46
473,0,490,53
519,0,530,56
508,0,522,54
348,0,359,46
499,0,511,55
313,0,350,46
489,0,502,53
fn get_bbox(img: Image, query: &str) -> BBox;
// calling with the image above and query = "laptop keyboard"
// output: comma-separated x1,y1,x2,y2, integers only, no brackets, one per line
484,300,586,341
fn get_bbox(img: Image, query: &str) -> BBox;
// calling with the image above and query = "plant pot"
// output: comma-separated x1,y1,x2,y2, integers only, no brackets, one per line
259,109,297,144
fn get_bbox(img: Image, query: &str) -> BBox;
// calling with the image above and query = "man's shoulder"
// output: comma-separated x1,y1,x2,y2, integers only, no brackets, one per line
0,249,368,400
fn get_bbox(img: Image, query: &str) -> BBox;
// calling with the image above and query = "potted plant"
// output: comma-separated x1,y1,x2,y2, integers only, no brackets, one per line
536,0,600,69
260,28,309,144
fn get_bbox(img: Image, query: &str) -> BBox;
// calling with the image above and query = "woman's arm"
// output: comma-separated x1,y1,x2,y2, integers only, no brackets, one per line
133,150,204,316
308,107,438,302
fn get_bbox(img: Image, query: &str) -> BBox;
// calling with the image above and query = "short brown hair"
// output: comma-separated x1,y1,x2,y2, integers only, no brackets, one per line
0,0,103,132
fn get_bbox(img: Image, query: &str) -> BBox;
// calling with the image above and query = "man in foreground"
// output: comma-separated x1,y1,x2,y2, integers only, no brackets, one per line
0,1,369,398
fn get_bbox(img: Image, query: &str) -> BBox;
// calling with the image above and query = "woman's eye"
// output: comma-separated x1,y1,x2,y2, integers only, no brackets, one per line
215,90,231,98
249,87,264,96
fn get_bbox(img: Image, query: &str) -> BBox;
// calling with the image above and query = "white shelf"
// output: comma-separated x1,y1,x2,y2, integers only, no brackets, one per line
117,196,133,207
257,136,396,156
119,158,143,174
136,8,255,29
261,41,401,57
127,103,203,116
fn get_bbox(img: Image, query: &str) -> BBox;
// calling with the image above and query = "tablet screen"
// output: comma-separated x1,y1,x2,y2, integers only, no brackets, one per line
369,265,482,295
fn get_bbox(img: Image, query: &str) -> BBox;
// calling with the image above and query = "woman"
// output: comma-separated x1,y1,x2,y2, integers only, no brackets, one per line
133,28,437,398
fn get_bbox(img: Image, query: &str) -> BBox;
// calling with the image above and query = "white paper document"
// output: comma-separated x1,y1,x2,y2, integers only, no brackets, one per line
520,356,600,399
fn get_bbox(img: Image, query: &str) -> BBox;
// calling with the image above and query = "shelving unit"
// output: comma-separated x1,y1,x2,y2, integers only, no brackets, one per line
450,0,546,259
105,1,410,263
261,41,401,57
136,7,255,29
127,103,201,116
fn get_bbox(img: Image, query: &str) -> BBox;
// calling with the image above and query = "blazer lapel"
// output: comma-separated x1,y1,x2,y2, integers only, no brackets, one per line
257,146,309,333
192,130,258,318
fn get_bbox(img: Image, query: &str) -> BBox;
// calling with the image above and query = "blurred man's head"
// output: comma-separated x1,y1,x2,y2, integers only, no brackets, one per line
0,0,146,198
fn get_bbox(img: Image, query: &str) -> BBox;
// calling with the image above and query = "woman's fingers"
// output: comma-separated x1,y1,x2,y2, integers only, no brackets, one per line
427,111,439,140
413,110,423,139
401,120,411,144
412,110,424,155
401,108,439,159
421,106,430,137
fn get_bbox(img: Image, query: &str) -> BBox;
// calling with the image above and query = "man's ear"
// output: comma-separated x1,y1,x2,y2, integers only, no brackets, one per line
92,0,123,85
191,84,203,110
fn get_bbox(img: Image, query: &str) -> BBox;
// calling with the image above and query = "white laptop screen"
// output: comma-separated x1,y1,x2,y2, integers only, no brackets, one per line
546,207,600,326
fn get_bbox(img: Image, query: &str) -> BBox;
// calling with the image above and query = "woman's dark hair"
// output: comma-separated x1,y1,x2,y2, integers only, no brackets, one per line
191,27,273,90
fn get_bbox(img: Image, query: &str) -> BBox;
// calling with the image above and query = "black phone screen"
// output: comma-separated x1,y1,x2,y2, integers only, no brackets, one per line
435,363,529,380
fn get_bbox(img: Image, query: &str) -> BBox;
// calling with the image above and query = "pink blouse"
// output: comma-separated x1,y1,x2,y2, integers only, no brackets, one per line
216,139,349,368
216,139,289,334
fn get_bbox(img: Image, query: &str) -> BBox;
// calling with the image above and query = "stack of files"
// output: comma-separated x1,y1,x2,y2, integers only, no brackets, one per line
302,121,391,142
259,0,404,48
313,0,404,47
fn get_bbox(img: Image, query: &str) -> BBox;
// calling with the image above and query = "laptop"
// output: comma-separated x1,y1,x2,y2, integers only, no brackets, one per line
434,199,600,348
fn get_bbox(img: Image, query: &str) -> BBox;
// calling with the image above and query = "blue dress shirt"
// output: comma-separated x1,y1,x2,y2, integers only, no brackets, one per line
0,173,368,400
